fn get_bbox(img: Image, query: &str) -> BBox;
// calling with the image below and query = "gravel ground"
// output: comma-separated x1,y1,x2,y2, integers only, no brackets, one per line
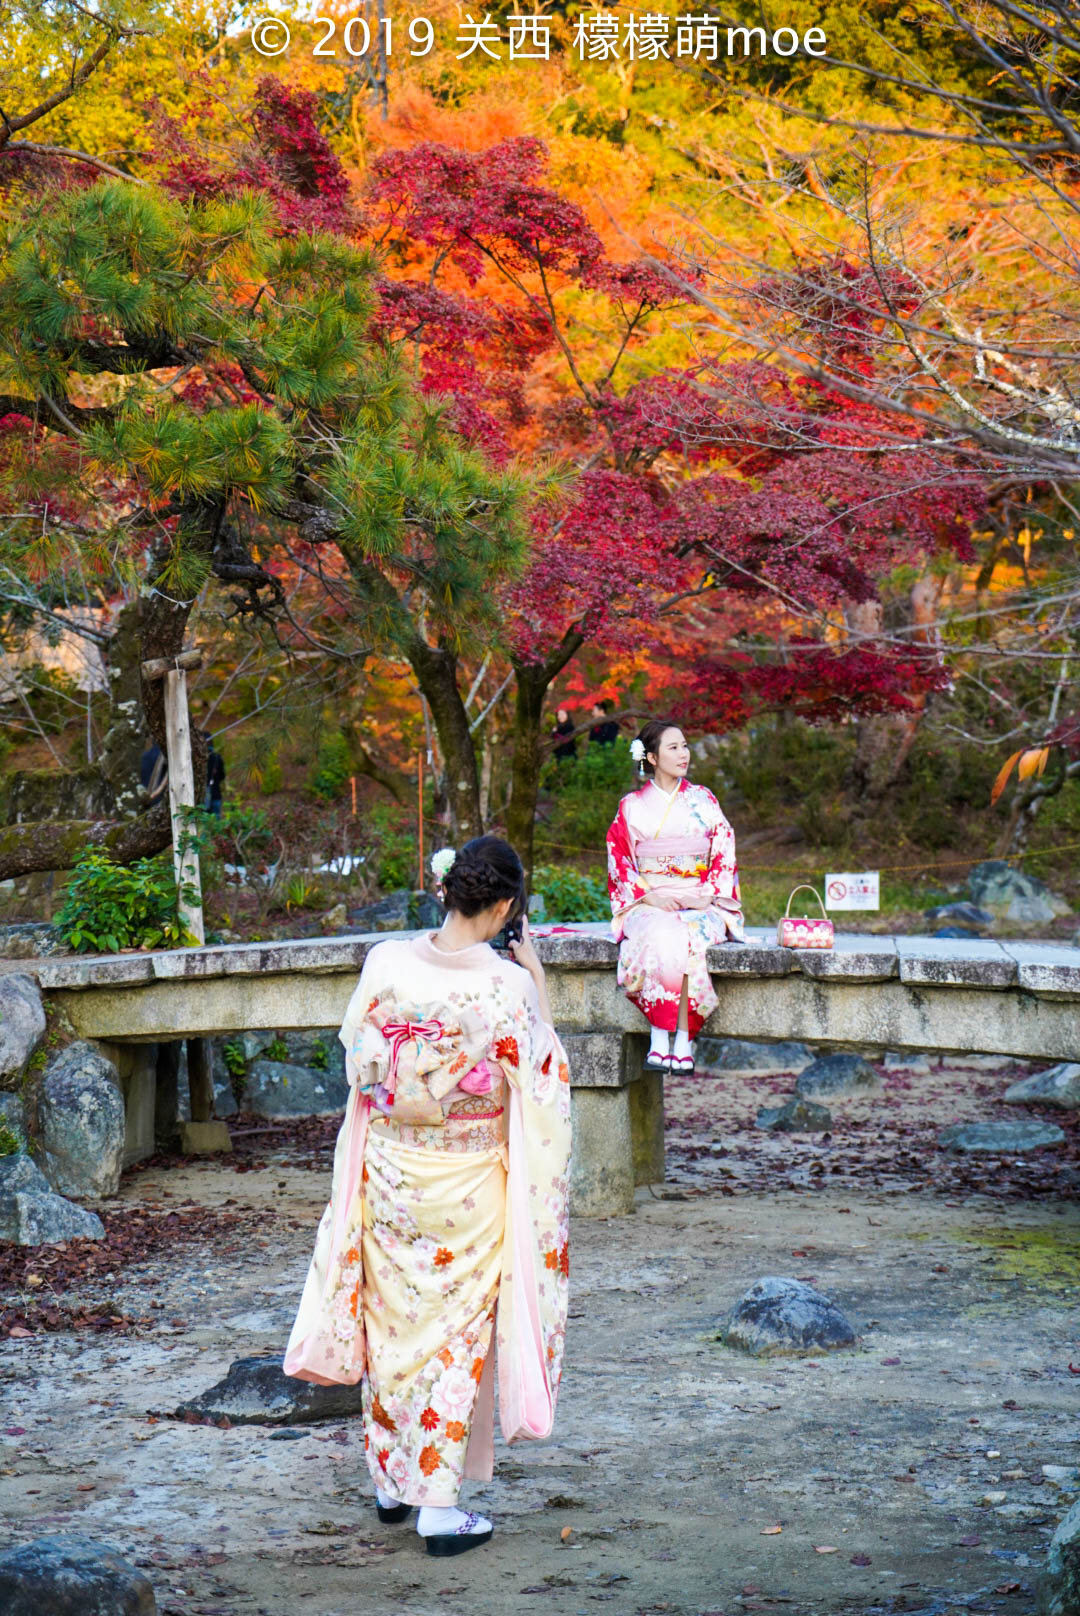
1,1056,1078,1616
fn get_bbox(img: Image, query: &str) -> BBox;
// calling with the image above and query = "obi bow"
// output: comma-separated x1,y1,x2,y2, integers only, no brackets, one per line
379,1018,446,1105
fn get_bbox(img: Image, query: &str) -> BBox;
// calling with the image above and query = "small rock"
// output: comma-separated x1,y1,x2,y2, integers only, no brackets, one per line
172,1354,364,1425
324,901,348,930
0,1534,155,1614
245,1058,348,1117
38,1042,125,1200
0,1151,52,1196
0,1191,105,1245
982,1490,1008,1505
718,1276,856,1357
1037,1495,1080,1616
1043,1466,1080,1490
923,901,996,934
697,1037,813,1075
756,1097,833,1133
1003,1064,1080,1111
938,1119,1066,1154
966,859,1069,926
795,1053,881,1098
0,972,46,1084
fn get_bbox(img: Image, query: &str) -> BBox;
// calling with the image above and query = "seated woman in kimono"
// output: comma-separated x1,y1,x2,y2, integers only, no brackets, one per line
606,719,744,1074
285,836,571,1558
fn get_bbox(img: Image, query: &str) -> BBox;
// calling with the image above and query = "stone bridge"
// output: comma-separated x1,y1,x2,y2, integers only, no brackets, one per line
24,925,1080,1217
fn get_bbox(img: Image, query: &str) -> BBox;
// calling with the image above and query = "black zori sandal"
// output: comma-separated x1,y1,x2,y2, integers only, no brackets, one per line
424,1513,495,1557
376,1501,413,1523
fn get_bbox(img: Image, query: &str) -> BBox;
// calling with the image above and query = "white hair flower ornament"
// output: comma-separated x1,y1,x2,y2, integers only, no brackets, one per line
430,847,457,882
629,738,646,762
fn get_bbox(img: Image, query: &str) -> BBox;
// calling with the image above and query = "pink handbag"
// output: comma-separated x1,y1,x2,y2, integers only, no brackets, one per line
776,885,834,950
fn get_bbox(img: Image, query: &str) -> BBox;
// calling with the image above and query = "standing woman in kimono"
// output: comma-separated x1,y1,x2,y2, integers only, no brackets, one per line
606,719,744,1074
285,836,571,1558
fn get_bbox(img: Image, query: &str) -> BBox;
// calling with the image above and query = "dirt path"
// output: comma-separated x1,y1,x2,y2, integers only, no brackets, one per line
1,1060,1078,1616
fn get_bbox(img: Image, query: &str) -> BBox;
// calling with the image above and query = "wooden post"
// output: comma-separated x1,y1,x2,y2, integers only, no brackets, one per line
186,1036,215,1125
142,651,204,945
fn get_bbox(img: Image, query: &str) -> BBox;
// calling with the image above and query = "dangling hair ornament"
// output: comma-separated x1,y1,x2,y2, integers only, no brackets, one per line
430,847,456,885
630,737,646,779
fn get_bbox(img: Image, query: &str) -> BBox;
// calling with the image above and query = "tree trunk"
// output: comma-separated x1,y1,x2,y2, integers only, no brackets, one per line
407,636,483,842
505,663,549,883
96,599,149,817
848,578,943,804
506,631,586,882
0,798,172,880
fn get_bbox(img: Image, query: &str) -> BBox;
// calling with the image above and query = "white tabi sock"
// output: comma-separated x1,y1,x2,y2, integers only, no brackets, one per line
672,1029,693,1061
417,1504,492,1538
376,1486,403,1509
648,1026,669,1059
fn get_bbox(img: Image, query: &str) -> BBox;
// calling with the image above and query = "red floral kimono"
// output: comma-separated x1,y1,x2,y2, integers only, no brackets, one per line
606,778,743,1034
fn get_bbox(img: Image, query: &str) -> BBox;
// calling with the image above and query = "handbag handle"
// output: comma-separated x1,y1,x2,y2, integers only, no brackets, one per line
784,884,828,920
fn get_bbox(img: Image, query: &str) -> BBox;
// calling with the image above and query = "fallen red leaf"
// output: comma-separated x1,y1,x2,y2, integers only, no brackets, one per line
850,1553,872,1566
958,1534,982,1547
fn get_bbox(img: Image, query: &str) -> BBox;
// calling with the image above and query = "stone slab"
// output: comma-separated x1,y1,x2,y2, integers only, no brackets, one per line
896,937,1017,989
179,1119,233,1155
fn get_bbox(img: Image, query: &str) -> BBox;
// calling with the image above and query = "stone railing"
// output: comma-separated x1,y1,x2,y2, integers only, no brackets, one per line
24,925,1080,1217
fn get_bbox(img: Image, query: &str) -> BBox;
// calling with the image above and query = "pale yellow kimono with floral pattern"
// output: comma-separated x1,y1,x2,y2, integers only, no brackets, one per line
284,932,571,1507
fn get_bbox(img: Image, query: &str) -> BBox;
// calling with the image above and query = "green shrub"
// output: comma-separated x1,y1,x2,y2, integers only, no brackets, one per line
222,1039,247,1080
536,738,634,860
0,1120,23,1156
532,864,609,922
368,803,416,892
309,1036,330,1071
55,850,198,954
311,733,351,801
265,1034,289,1062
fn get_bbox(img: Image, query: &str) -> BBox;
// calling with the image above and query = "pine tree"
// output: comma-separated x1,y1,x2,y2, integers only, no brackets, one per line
0,174,534,874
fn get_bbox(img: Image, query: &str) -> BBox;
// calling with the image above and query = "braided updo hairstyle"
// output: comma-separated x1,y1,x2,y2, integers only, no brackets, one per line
441,835,526,921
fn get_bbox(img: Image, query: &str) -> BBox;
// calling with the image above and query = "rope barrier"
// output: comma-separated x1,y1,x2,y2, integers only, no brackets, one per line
534,835,1080,878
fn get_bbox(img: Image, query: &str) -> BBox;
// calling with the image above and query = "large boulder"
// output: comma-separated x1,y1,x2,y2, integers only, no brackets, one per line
1037,1495,1080,1616
966,860,1070,927
719,1277,856,1357
0,1534,155,1615
0,922,68,960
170,1354,364,1425
938,1119,1066,1154
1003,1064,1080,1111
38,1042,125,1200
697,1037,813,1075
756,1097,833,1133
923,900,996,935
0,1191,105,1245
0,972,46,1085
245,1058,348,1117
795,1053,880,1098
347,890,444,933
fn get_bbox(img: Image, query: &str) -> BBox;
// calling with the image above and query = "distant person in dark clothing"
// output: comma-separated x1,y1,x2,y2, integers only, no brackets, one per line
203,732,225,817
139,741,167,806
552,707,577,761
589,700,619,747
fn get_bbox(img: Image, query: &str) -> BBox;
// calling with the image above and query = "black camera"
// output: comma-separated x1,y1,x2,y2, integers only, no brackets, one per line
493,913,524,952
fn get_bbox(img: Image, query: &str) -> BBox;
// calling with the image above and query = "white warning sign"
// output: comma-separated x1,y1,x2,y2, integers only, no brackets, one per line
824,871,880,911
